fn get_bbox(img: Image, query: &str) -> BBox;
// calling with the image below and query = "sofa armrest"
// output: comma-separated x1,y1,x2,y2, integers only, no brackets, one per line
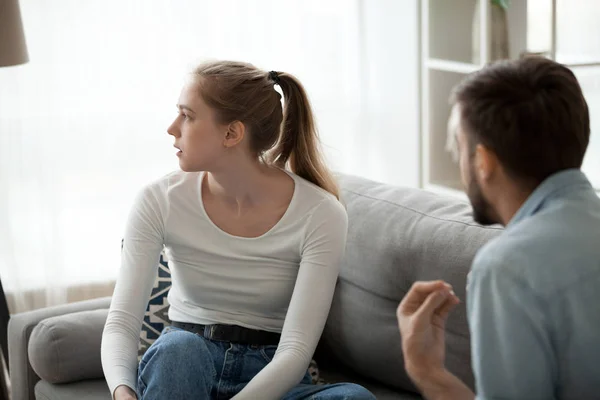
8,296,111,400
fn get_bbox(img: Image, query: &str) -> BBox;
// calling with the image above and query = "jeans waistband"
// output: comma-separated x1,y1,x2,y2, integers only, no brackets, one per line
171,321,281,346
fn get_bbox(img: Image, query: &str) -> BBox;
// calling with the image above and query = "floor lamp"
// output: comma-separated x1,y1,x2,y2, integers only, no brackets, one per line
0,0,29,398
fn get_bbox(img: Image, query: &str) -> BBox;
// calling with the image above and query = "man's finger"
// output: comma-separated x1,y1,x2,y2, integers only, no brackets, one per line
409,280,452,295
414,290,451,320
436,294,460,320
398,280,452,314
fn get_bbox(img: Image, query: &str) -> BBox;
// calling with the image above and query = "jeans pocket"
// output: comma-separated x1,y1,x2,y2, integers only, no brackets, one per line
259,345,278,364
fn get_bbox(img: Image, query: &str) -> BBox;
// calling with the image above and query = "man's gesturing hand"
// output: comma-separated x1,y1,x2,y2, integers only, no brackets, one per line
396,280,460,382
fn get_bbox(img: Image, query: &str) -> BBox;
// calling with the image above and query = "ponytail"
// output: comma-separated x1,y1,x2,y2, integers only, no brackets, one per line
268,72,340,199
193,61,339,199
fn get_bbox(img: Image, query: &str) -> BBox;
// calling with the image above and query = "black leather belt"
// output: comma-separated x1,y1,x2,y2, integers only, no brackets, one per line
171,321,281,346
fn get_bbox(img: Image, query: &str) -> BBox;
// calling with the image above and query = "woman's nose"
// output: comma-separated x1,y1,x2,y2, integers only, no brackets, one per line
167,120,179,137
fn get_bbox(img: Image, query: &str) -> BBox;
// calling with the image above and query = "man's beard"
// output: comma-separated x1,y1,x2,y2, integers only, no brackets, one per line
466,166,498,226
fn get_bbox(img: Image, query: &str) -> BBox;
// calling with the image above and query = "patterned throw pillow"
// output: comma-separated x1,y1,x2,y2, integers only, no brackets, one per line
308,360,324,385
128,243,322,384
138,251,172,359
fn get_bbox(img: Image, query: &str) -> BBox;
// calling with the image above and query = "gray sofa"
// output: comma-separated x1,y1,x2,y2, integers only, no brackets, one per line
8,174,501,400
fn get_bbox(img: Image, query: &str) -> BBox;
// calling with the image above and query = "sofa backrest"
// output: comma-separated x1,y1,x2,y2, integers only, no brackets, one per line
319,174,502,392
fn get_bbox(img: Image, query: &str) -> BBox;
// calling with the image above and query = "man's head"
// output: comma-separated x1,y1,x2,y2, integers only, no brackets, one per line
448,57,590,225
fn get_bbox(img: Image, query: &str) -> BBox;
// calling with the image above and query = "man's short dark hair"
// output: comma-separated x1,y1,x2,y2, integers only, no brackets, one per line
451,56,590,185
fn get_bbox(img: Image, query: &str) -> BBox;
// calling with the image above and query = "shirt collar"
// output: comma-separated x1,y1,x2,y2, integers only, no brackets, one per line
507,169,591,228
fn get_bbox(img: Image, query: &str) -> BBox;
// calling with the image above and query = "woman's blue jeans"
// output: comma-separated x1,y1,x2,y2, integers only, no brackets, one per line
137,326,375,400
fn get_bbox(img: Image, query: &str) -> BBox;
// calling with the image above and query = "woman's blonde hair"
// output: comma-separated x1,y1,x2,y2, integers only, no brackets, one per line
193,60,339,199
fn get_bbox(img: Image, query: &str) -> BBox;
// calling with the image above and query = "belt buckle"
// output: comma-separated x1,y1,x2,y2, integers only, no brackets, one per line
205,325,229,341
204,325,216,339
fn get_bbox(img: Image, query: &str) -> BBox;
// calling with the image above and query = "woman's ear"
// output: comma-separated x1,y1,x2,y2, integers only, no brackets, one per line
223,120,245,148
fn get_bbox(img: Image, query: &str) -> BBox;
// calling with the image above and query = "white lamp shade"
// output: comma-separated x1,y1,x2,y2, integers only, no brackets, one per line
0,0,29,67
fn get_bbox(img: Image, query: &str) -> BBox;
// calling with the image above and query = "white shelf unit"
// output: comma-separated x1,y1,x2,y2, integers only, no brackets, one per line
420,0,528,197
546,0,600,191
425,59,480,74
421,0,600,196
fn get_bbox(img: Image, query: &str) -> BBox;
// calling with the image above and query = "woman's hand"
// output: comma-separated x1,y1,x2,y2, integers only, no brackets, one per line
114,385,137,400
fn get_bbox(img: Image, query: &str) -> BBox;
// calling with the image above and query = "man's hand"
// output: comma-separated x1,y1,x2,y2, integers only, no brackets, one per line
397,280,460,382
397,281,474,400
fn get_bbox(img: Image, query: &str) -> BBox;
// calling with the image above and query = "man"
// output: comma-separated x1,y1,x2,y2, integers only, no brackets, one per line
397,57,600,400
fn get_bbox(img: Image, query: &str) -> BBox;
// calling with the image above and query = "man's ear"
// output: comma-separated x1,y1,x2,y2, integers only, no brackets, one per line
474,143,499,182
223,121,245,148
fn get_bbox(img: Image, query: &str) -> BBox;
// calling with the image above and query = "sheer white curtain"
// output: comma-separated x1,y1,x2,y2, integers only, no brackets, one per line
0,0,420,312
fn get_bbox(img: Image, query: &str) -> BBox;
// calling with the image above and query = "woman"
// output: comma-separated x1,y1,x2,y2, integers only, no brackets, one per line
101,61,375,400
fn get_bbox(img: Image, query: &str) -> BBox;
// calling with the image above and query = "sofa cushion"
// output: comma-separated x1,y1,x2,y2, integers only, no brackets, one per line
35,378,111,400
319,363,423,400
28,309,108,384
321,174,502,393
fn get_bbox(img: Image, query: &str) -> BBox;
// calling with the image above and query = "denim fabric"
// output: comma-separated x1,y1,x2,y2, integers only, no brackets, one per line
137,326,375,400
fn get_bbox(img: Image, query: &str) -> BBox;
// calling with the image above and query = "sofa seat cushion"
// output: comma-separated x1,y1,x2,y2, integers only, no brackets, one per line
319,363,424,400
321,174,502,392
28,309,108,384
35,379,111,400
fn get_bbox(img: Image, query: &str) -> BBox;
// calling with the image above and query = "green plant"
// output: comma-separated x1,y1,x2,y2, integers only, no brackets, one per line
492,0,510,9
